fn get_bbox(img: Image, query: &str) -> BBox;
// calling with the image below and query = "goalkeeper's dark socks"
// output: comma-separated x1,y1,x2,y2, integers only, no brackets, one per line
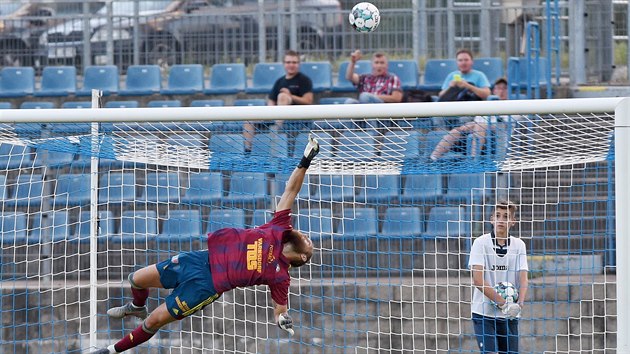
128,272,149,307
131,287,148,307
114,321,157,352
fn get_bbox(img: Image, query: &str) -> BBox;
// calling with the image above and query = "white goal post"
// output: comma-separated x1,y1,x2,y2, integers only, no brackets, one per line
0,96,626,353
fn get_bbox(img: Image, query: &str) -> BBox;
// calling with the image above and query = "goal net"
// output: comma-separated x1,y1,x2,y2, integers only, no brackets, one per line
0,96,625,353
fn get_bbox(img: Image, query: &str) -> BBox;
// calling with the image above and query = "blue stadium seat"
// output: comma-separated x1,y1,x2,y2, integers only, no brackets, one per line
205,63,247,95
418,59,457,91
422,206,470,238
0,175,7,201
33,148,74,167
159,209,202,239
444,173,489,204
20,101,55,109
357,175,400,203
319,97,352,105
295,209,334,238
274,173,310,199
0,102,12,109
98,172,136,204
139,172,181,203
474,57,504,86
301,61,332,92
340,207,378,237
75,210,115,242
161,64,204,95
181,172,223,205
234,99,266,107
227,172,268,205
5,174,44,207
119,65,161,96
34,66,77,97
252,133,288,158
400,174,444,204
30,211,70,242
245,63,284,94
147,100,181,108
190,99,224,107
251,209,274,227
77,65,119,96
0,212,28,245
104,101,139,108
336,131,377,159
62,101,92,109
0,143,33,169
209,134,244,158
292,132,333,158
332,60,371,92
53,173,90,207
207,209,246,233
380,207,424,237
311,175,355,202
384,131,421,158
118,210,158,243
388,60,419,90
0,67,35,98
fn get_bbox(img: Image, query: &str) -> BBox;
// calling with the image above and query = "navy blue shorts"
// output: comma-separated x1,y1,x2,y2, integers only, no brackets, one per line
156,250,221,319
472,312,519,353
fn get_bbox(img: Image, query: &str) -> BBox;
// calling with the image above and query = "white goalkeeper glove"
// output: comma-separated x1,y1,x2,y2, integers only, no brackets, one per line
277,312,294,336
497,299,522,318
297,134,320,169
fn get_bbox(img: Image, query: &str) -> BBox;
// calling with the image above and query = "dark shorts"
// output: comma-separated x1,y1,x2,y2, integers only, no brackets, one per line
156,250,221,319
472,312,519,353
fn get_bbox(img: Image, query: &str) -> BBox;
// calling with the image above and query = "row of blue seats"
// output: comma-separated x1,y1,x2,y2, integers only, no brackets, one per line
0,57,547,98
0,171,490,208
0,130,459,169
0,97,357,109
0,205,470,245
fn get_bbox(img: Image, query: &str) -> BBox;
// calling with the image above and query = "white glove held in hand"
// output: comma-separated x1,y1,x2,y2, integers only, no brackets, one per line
298,134,320,168
278,312,294,335
497,299,522,318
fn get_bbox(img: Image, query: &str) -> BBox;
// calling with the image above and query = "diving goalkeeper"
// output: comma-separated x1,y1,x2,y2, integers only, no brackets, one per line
92,136,320,354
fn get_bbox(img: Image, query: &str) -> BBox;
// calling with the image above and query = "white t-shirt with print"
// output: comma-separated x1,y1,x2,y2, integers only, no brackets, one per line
468,232,528,318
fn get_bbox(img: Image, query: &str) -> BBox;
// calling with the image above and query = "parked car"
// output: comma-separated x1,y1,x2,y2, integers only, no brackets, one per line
0,1,104,67
40,0,343,69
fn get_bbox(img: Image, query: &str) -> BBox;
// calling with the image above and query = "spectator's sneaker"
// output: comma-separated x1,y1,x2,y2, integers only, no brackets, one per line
107,302,148,320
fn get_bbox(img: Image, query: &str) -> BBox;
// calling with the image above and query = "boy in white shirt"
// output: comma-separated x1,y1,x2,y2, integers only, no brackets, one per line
469,200,529,353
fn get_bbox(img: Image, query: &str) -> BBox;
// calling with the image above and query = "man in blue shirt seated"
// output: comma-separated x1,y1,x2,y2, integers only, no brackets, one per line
438,49,491,101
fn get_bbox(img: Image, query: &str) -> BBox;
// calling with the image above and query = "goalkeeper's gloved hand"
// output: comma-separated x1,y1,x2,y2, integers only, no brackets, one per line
497,299,522,318
277,312,294,335
297,134,320,169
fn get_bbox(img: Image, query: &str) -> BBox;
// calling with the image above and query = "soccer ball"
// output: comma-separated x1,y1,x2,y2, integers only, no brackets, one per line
494,282,519,303
349,2,380,33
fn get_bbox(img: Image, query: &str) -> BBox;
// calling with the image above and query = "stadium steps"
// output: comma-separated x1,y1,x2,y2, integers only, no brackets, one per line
0,278,615,353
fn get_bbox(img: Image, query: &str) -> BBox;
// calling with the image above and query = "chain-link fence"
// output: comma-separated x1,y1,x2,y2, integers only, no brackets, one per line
0,0,624,84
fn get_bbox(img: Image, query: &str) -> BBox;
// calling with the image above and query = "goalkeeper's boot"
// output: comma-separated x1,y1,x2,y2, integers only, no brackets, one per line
107,302,148,320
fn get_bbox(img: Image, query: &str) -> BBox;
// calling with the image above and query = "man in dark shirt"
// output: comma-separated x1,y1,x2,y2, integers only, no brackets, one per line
244,50,313,151
91,136,320,354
